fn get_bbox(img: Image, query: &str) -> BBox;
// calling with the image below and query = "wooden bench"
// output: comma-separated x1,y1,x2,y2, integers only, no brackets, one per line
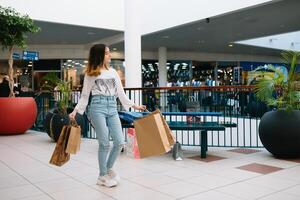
119,111,236,158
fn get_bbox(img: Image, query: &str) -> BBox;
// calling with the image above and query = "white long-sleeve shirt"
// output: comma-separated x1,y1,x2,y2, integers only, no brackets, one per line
75,68,135,115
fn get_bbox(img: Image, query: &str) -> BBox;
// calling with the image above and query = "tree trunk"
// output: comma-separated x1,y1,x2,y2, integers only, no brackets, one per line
8,46,15,97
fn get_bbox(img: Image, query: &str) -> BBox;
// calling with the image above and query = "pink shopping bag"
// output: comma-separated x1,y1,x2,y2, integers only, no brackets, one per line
126,128,140,159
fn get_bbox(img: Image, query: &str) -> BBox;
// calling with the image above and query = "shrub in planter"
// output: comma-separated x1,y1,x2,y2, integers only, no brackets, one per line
255,51,300,158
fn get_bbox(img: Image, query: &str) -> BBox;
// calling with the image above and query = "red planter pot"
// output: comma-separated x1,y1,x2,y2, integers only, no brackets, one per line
0,97,37,135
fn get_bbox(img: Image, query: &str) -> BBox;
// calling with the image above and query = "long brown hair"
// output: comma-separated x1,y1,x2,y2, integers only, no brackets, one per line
86,44,109,76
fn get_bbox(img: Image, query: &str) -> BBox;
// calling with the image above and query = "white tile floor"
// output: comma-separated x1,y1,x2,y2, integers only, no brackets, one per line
1,130,300,200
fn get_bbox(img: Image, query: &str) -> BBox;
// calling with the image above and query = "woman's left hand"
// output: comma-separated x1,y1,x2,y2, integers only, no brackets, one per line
132,105,146,111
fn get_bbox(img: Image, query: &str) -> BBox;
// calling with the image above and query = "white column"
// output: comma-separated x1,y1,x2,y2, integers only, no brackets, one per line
158,47,167,109
124,0,142,88
214,62,218,86
158,46,167,87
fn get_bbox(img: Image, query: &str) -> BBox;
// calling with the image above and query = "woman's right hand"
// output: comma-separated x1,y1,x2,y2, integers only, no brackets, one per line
69,110,77,120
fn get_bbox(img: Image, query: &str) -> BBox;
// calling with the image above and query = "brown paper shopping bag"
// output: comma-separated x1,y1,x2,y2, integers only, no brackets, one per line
156,110,175,146
133,109,175,158
49,125,71,166
65,121,81,154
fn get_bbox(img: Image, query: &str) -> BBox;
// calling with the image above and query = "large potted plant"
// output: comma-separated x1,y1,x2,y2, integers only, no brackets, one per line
0,6,40,135
0,6,40,97
255,51,300,158
41,73,85,142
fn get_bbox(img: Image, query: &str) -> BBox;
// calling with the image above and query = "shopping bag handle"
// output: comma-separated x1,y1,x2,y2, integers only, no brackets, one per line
70,118,78,126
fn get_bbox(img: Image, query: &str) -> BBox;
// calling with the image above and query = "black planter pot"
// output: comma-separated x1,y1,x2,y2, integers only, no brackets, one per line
43,108,85,142
259,110,300,158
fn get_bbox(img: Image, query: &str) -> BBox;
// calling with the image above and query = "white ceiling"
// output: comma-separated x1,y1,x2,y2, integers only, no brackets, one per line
0,0,272,33
1,0,299,57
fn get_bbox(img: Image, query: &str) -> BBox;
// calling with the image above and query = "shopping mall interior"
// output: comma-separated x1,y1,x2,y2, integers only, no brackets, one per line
1,0,300,200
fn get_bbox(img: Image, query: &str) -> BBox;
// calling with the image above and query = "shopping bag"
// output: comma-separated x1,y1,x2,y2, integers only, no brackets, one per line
156,110,175,146
133,109,175,158
126,128,140,159
49,125,71,166
172,142,183,161
65,120,81,154
186,96,201,123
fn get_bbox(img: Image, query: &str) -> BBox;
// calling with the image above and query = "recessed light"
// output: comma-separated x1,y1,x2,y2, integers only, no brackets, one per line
228,44,233,47
162,35,169,39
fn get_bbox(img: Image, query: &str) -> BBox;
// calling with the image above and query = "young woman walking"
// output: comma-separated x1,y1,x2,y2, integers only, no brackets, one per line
69,44,146,187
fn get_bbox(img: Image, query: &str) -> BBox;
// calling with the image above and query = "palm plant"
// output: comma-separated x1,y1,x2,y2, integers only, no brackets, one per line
255,51,300,111
41,72,72,114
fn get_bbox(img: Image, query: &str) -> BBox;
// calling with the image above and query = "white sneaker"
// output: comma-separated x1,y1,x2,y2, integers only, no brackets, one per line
97,174,118,187
108,169,120,183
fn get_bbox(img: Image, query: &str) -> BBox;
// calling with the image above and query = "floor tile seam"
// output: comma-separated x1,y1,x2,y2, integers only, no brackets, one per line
160,173,205,181
176,173,270,199
33,169,121,200
175,185,243,200
0,182,34,191
205,170,262,180
151,186,210,199
214,180,286,200
123,181,176,199
278,183,300,197
13,193,55,200
4,138,100,174
1,144,113,200
0,161,55,200
203,175,268,193
245,180,299,192
253,185,300,200
127,177,180,188
125,177,181,196
44,184,117,200
99,185,149,199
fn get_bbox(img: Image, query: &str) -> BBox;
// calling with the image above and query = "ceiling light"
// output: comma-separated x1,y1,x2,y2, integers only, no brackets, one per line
162,35,169,39
228,44,233,47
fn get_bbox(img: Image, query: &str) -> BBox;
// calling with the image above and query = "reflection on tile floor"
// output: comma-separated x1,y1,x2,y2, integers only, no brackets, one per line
1,130,300,200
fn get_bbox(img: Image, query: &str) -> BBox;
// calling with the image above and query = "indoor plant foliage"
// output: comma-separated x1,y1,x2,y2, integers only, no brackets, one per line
0,6,40,97
41,72,72,114
255,50,300,158
41,72,74,142
255,51,300,111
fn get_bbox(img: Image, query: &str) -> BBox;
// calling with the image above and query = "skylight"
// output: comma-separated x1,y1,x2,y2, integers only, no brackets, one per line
235,30,300,51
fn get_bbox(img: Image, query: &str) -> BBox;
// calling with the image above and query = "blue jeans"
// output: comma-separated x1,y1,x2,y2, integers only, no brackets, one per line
90,95,125,176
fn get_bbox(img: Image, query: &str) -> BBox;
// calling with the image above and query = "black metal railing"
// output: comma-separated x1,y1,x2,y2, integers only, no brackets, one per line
32,86,267,148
